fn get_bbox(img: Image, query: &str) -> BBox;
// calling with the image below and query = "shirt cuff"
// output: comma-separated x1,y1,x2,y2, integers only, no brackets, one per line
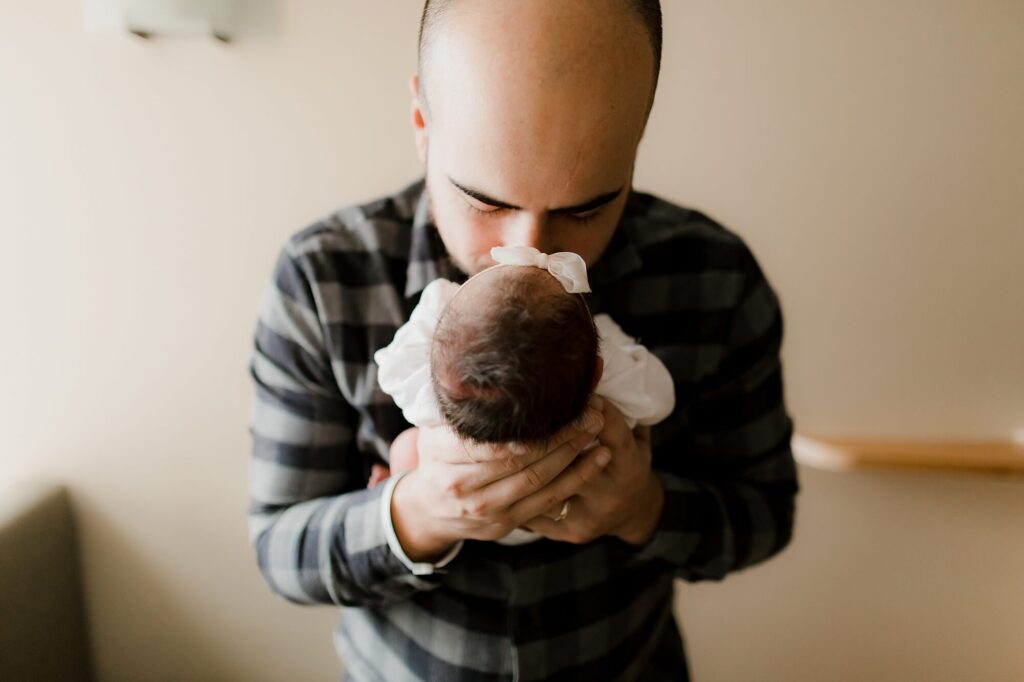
380,471,463,575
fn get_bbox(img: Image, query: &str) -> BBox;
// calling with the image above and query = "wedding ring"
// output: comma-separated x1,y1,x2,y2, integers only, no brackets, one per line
554,499,571,522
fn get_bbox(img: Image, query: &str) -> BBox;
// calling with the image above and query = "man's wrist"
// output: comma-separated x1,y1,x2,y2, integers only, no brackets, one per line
615,472,665,546
391,470,462,563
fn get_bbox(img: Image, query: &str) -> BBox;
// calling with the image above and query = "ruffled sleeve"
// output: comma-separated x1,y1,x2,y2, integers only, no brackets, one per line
594,314,676,428
373,279,460,427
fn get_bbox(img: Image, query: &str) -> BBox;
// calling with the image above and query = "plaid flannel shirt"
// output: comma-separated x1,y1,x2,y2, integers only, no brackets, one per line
248,179,798,681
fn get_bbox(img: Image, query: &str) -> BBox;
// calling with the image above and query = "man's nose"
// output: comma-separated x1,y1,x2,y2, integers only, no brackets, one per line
503,211,549,251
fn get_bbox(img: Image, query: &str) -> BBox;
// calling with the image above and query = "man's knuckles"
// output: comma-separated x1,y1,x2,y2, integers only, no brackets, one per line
502,454,524,474
520,463,547,491
459,497,492,520
441,474,466,497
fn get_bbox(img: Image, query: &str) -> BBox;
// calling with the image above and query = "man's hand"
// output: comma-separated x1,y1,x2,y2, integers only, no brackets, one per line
390,397,611,562
524,399,665,547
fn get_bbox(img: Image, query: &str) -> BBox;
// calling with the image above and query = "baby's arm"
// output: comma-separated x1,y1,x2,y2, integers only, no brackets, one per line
390,427,421,474
594,314,676,426
367,427,421,488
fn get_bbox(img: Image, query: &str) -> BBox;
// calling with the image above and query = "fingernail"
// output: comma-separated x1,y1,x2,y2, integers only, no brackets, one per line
596,449,611,467
589,395,604,411
586,412,604,434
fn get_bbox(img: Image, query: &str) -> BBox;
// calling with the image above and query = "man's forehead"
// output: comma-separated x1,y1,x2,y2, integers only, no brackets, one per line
422,0,650,216
424,0,651,71
435,118,636,214
424,0,653,144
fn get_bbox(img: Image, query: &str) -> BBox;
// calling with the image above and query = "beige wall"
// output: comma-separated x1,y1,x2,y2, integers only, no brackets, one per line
1,2,1021,681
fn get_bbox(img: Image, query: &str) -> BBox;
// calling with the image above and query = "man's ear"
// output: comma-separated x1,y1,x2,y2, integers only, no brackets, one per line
409,74,428,163
591,356,604,392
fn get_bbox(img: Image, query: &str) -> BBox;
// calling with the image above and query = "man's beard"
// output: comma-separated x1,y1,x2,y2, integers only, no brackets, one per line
424,171,492,277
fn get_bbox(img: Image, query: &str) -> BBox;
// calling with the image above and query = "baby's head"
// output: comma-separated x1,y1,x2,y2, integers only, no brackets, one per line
430,265,599,444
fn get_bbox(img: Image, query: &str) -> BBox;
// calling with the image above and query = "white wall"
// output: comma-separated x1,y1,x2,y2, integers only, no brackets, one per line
1,2,1021,680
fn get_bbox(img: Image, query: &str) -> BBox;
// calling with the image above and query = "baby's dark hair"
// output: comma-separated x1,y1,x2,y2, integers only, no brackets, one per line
430,267,599,444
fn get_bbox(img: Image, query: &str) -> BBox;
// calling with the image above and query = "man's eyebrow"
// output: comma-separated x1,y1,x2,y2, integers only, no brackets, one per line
552,188,624,215
449,178,624,214
450,179,522,210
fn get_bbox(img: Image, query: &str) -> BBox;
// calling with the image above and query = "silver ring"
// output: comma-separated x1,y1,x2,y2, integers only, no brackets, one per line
554,499,571,522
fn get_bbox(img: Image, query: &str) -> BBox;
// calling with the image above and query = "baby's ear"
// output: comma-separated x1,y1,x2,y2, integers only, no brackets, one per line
590,356,604,391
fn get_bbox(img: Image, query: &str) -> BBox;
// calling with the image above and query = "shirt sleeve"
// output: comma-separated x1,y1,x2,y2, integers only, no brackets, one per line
631,252,799,581
247,244,451,607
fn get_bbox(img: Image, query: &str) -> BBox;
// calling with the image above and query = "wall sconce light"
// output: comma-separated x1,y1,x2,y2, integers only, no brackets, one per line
83,0,276,43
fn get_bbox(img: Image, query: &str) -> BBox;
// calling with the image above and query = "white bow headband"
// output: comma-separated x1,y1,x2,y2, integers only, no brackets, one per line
489,246,592,293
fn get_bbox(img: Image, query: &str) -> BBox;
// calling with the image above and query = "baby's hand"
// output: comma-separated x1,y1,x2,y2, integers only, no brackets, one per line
367,464,392,489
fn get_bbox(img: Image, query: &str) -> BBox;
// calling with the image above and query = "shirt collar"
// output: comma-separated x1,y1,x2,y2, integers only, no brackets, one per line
403,181,645,298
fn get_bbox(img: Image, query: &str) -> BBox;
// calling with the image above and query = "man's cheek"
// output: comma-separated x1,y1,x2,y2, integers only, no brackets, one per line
461,223,500,265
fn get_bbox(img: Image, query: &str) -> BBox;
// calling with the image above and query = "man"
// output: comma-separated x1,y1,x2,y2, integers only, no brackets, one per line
248,1,798,680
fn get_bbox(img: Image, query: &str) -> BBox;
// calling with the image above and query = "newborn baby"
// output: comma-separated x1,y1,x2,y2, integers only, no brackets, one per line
372,246,675,544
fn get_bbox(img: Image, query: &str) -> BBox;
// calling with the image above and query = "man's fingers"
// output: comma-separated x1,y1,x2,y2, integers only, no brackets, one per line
416,398,607,517
451,400,605,490
479,435,583,503
596,398,630,451
540,498,571,521
506,444,612,525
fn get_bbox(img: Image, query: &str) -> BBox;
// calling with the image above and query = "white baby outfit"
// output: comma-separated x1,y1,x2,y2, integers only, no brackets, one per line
374,247,676,545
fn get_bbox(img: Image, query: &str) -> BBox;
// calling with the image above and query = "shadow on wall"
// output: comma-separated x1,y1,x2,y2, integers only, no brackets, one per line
72,489,238,681
69,484,344,681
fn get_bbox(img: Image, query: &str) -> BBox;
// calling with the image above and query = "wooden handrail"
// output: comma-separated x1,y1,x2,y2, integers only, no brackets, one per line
792,433,1024,475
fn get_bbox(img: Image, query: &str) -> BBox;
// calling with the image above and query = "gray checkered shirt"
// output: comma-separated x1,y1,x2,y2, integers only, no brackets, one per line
248,179,798,681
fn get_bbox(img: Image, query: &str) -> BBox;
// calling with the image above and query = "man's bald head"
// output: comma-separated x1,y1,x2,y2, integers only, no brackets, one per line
417,0,662,115
409,0,660,276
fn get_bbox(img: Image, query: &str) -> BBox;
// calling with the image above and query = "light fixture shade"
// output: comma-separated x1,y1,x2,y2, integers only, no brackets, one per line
83,0,275,40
